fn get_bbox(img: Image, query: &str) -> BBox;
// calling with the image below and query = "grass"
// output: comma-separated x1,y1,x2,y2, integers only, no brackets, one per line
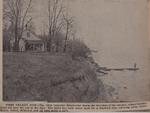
3,52,104,102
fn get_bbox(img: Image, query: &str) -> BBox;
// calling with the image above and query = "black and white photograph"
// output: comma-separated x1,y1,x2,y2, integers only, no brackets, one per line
2,0,150,103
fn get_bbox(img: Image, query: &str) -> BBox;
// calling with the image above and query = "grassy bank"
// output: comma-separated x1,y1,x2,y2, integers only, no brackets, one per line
3,52,105,102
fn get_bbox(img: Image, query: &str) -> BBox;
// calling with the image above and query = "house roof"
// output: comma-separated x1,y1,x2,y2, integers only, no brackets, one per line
22,30,42,41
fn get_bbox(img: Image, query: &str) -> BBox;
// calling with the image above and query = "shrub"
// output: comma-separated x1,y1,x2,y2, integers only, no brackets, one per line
67,39,91,59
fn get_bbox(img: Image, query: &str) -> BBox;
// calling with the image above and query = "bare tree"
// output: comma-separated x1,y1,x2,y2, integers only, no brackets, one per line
62,12,74,53
4,0,32,51
47,0,64,52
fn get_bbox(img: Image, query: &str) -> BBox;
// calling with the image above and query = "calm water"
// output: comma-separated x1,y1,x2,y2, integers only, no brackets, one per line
93,51,150,102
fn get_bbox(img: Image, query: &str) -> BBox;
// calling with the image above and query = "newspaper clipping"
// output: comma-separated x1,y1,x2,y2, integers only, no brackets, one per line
0,0,150,112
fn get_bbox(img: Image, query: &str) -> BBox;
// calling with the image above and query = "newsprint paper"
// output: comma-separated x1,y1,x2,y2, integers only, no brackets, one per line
0,0,150,112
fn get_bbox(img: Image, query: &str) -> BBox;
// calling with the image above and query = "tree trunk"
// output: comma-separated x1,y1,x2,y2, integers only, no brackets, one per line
14,40,19,52
55,41,59,52
63,24,69,53
47,36,52,52
14,19,19,52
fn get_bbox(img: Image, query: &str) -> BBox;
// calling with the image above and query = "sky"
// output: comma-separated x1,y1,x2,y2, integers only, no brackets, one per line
32,0,150,68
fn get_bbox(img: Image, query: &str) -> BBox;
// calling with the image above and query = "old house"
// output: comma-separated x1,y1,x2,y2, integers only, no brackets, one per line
10,30,45,52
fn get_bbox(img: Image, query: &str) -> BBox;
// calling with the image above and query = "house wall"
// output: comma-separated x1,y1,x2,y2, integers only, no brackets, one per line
19,39,26,52
42,43,45,51
10,39,14,52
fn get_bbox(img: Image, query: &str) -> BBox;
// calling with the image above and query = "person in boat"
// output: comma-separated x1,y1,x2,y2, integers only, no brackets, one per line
134,63,137,69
